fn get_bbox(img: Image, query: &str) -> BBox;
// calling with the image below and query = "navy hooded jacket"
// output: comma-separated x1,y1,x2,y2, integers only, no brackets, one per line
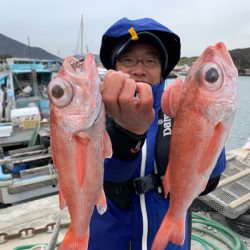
88,80,226,250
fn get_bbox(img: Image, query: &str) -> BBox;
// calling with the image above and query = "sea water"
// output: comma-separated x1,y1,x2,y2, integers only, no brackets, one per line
226,76,250,150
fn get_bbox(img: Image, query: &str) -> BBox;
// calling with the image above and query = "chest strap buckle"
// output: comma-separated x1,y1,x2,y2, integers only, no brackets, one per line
133,174,162,195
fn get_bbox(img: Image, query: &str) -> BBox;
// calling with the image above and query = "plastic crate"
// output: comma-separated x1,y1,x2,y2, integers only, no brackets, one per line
21,119,40,129
199,149,250,219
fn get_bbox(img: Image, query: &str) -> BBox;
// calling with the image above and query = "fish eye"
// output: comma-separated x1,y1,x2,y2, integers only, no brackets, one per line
48,78,74,107
198,63,223,91
205,67,219,83
51,85,64,98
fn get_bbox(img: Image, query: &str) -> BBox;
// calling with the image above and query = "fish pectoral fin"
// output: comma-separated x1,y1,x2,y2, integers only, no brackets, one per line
96,188,107,215
198,122,225,174
161,78,184,118
103,130,112,158
75,136,90,187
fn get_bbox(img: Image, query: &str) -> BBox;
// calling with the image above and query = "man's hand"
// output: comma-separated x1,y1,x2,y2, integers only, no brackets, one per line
101,70,155,135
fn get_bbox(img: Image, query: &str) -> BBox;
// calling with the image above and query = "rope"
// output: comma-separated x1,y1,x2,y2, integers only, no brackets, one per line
192,212,247,250
13,242,60,250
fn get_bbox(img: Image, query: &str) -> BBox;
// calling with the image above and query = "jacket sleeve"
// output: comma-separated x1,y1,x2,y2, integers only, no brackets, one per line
210,147,227,177
199,148,226,196
104,117,146,182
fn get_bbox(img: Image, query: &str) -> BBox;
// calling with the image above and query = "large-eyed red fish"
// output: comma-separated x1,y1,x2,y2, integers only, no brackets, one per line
152,42,238,249
48,53,112,250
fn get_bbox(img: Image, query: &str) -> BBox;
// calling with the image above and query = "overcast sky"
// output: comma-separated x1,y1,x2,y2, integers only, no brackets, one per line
1,0,250,58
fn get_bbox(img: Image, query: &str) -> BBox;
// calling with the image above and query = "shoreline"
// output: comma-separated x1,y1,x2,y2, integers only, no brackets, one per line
239,73,250,76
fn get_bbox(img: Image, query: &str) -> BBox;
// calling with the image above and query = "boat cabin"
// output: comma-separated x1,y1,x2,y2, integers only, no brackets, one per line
0,59,58,122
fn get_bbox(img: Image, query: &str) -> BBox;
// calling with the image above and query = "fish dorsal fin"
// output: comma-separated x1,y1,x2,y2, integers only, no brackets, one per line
161,78,184,118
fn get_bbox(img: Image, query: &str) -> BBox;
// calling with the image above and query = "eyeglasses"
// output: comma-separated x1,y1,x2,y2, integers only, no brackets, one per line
117,56,161,68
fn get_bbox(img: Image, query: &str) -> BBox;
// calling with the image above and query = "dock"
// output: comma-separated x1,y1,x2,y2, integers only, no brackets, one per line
0,127,249,249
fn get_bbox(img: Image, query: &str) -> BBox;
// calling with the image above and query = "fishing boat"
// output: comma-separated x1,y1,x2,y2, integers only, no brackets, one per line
0,58,59,207
2,58,58,115
0,119,57,207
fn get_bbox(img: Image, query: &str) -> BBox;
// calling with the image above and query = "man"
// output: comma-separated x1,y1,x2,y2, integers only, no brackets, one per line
89,17,226,250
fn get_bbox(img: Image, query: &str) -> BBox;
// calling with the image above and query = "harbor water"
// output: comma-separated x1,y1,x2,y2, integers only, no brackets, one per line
226,76,250,150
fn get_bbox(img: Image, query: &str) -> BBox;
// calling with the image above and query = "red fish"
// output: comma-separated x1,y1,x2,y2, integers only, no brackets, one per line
152,42,238,249
47,53,112,250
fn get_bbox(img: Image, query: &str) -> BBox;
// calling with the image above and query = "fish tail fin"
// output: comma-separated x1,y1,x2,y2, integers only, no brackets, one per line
58,226,89,250
152,214,185,250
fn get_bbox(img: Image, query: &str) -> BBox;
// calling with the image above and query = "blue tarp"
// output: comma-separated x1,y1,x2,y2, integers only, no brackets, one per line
0,63,51,85
9,64,52,73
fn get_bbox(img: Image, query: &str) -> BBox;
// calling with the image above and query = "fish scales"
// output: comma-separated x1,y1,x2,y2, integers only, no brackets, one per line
48,53,112,250
152,42,238,250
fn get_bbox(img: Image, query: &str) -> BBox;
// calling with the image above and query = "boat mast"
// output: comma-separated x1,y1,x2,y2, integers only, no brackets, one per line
27,36,33,86
76,15,88,57
80,15,83,57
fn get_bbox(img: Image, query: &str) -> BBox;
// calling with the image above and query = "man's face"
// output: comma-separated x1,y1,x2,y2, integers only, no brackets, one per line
115,43,163,85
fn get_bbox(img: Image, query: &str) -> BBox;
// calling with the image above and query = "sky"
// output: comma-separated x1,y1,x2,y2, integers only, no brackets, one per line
1,0,250,59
